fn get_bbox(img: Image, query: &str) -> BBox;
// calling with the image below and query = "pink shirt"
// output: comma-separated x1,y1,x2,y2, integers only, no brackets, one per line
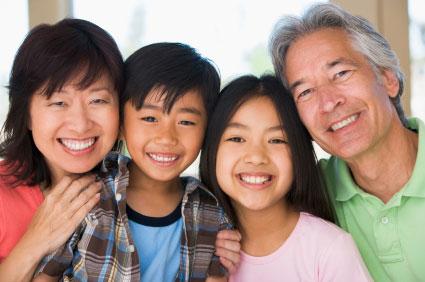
0,174,43,260
230,213,372,282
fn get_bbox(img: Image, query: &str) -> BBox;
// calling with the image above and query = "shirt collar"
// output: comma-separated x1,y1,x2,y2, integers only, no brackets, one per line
334,117,425,201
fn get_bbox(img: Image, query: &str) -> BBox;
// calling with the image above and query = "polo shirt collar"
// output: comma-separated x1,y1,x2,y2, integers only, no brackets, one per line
402,117,425,198
335,117,425,201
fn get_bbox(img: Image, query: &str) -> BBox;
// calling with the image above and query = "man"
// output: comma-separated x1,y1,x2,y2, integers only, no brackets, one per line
270,3,424,281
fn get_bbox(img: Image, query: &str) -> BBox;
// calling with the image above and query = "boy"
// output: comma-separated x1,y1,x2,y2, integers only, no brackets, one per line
35,43,240,282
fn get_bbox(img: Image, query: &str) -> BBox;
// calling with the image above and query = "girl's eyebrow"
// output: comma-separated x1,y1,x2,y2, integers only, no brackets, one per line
226,123,283,132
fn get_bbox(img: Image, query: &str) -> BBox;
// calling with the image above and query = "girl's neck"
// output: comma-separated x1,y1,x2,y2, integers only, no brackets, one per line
235,201,299,257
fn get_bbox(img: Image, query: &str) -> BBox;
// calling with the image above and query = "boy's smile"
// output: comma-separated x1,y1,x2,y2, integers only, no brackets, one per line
123,89,207,184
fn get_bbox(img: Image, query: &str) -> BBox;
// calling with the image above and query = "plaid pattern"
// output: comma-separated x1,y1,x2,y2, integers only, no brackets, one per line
37,153,231,282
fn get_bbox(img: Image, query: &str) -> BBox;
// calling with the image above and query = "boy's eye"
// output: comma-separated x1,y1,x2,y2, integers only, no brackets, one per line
269,138,288,144
141,116,157,122
225,137,245,143
179,120,196,126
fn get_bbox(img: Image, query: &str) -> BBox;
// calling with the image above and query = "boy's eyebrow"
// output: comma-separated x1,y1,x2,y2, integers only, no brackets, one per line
177,107,202,116
141,104,162,110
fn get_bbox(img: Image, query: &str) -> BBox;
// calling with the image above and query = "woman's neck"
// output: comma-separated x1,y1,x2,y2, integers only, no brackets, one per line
235,201,299,257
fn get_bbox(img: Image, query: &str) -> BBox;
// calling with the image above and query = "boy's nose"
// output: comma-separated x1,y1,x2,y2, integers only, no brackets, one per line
154,125,178,146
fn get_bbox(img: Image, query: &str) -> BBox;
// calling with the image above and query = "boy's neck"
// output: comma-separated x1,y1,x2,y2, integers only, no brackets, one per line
126,162,184,217
235,201,299,257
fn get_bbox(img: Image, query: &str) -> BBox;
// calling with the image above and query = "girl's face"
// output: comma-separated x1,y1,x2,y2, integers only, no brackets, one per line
29,73,119,185
216,96,293,213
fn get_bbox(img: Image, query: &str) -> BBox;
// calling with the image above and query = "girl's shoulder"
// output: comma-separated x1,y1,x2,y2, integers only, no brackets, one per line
296,212,351,244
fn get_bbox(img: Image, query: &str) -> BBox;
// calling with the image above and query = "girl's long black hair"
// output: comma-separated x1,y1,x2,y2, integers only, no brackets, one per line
200,74,334,226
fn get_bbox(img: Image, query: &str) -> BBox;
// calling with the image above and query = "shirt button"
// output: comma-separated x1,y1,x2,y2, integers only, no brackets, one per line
127,245,135,252
116,193,122,201
381,216,389,224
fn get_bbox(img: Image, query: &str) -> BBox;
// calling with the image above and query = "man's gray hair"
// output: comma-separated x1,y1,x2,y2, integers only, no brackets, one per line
269,3,407,126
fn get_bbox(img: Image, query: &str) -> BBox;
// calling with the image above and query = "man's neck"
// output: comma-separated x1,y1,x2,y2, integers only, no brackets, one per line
346,122,418,203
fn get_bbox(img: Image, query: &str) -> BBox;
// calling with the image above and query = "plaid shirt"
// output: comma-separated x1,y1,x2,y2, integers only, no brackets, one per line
37,153,231,281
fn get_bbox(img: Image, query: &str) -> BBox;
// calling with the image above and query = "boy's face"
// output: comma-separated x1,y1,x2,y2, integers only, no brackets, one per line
123,89,207,183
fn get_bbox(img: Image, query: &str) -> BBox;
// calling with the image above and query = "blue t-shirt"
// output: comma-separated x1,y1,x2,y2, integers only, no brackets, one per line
127,203,183,282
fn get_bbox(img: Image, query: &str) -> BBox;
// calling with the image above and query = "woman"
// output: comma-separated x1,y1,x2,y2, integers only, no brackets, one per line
0,18,123,281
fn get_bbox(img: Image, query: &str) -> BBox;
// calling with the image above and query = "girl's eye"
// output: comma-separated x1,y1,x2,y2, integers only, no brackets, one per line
225,137,245,143
141,116,157,122
49,101,66,107
179,120,196,126
269,138,288,144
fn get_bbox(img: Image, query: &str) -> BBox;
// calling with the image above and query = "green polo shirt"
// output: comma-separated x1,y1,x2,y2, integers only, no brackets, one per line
320,118,425,282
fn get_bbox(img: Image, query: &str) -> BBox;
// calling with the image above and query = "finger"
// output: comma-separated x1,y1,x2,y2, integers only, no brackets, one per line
215,246,240,266
219,256,237,274
46,176,75,197
216,229,242,241
215,238,241,253
61,174,97,202
68,181,102,214
68,192,101,230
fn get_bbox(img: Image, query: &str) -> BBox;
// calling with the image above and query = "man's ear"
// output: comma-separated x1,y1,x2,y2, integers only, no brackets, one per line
380,69,400,98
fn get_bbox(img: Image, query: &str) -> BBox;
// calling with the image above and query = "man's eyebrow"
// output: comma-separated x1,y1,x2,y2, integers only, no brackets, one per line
90,86,113,93
326,57,359,69
289,58,359,92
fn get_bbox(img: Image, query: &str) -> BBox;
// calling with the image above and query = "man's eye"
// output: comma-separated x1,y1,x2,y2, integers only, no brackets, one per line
334,70,353,80
296,88,313,101
141,116,157,122
179,120,196,126
225,137,245,143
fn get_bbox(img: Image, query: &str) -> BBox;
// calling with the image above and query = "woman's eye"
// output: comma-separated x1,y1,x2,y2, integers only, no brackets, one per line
141,116,157,122
269,138,288,144
225,137,245,143
90,98,108,104
179,120,196,126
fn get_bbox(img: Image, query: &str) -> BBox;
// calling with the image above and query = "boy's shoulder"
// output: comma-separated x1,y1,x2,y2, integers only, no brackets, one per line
181,176,218,204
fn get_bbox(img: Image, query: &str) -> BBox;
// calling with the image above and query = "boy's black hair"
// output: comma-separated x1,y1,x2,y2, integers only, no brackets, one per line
200,74,334,226
121,42,220,120
0,18,124,187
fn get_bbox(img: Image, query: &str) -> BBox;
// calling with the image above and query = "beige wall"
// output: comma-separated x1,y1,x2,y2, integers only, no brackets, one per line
332,0,411,115
28,0,72,28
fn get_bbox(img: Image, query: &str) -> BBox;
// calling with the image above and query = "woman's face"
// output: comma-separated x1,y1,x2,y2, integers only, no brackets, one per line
29,73,119,185
215,96,293,213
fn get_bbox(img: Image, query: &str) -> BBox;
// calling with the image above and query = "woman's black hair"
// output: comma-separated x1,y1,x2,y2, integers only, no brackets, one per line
200,74,334,225
121,42,220,121
0,18,124,187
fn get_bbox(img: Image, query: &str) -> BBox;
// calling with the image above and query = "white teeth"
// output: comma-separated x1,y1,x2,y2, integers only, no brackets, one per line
61,138,95,151
331,114,358,131
148,153,178,162
240,175,270,184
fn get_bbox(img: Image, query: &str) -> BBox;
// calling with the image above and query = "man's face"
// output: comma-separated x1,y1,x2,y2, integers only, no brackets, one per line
284,28,400,161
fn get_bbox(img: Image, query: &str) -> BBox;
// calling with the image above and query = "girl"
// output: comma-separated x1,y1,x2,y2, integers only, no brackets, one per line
0,18,124,281
200,75,372,281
